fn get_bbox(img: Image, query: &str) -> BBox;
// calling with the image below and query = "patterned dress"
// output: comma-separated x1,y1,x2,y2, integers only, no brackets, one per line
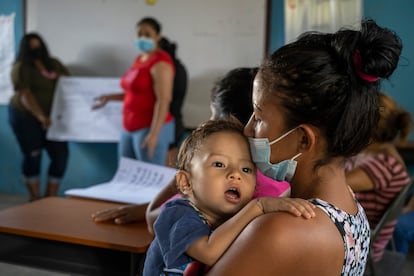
309,198,371,275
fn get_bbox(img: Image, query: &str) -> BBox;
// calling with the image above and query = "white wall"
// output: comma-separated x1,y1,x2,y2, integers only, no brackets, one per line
26,0,266,128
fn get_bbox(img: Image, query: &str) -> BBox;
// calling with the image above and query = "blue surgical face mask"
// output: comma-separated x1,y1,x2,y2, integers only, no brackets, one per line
248,128,302,182
135,37,155,52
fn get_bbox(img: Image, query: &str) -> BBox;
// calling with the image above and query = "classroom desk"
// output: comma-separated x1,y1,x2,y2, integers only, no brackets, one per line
0,197,154,276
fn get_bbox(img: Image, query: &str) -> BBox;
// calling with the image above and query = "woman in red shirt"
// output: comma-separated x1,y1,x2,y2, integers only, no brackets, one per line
93,17,175,165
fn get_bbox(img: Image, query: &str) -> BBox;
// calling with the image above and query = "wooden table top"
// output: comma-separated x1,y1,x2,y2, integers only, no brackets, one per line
0,197,153,253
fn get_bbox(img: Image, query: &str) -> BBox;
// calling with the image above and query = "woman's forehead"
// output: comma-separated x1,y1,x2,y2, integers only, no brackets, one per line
252,84,272,109
29,38,41,48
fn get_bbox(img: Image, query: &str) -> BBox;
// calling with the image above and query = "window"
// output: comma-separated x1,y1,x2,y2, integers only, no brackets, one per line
285,0,362,43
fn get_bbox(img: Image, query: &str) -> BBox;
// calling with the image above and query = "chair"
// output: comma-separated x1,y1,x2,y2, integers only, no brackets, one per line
364,178,413,276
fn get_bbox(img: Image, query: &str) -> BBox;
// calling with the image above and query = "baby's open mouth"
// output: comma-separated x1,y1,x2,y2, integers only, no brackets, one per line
225,187,240,199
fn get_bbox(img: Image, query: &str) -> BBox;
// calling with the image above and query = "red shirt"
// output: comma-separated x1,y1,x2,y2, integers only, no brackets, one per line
120,50,174,131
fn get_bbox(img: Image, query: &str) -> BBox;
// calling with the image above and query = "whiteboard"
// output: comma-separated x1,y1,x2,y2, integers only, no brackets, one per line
26,0,266,128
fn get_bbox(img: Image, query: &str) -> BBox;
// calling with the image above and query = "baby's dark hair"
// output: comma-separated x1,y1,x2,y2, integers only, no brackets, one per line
177,118,246,171
259,19,402,162
137,17,161,33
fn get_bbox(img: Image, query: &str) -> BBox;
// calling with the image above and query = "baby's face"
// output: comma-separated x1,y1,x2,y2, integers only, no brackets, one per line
188,131,256,222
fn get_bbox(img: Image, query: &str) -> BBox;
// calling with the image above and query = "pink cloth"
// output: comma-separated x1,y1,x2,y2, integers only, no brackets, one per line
253,169,290,198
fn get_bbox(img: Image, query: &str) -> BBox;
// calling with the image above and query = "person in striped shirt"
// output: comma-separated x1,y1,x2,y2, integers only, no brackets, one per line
346,92,412,262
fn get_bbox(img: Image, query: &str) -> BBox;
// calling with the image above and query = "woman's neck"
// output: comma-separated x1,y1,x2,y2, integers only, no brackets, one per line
291,161,357,213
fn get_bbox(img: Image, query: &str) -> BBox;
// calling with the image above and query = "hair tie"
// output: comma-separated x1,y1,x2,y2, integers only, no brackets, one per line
352,50,380,82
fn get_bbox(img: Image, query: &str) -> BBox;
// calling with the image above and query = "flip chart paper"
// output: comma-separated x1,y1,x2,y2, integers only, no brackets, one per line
47,76,123,142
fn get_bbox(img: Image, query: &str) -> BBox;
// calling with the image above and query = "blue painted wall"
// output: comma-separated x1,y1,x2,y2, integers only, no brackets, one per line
363,0,414,126
268,0,285,53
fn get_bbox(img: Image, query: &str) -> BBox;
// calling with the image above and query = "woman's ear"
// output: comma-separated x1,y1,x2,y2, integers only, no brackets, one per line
175,170,192,196
297,125,316,152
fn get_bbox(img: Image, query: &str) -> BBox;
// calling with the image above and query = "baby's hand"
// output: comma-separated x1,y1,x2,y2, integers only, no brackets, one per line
258,197,316,219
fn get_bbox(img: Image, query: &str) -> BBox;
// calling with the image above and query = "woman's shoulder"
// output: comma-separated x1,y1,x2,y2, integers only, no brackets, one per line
155,50,174,64
48,56,64,66
248,210,341,250
11,60,27,71
11,61,32,80
363,148,409,178
209,211,343,275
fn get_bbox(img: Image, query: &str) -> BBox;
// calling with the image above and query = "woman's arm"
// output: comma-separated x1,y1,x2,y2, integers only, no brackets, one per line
19,88,50,128
92,177,178,227
92,93,125,110
142,61,174,158
91,203,148,224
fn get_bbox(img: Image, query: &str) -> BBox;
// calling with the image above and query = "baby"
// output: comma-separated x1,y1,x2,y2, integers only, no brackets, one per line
143,119,315,275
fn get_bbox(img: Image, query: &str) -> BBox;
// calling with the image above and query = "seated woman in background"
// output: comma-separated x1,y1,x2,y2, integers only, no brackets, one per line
346,92,412,262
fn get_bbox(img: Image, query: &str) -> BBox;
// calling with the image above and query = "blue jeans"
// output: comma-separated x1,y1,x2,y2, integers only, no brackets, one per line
393,210,414,255
8,104,69,183
118,120,174,166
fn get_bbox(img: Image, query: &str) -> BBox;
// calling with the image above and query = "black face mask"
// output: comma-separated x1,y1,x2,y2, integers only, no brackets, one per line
29,48,43,59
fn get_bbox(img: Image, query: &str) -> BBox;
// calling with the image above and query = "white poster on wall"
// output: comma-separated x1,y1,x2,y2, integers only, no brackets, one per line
0,13,15,104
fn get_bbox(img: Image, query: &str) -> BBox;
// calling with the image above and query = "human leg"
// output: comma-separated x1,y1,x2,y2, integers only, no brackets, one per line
118,129,136,159
394,211,414,255
8,105,44,200
132,121,175,165
44,140,69,196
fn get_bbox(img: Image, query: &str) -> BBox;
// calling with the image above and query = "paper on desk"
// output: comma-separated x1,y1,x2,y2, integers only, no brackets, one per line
64,157,177,204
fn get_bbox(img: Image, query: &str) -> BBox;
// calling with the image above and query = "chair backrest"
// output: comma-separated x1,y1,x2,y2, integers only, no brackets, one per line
371,178,413,243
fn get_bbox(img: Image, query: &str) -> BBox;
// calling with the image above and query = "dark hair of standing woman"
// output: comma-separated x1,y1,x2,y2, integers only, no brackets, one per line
16,33,51,67
137,17,162,33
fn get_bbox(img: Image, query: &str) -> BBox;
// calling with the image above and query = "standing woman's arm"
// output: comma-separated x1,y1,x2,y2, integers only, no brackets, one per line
12,64,50,128
142,61,174,158
19,88,50,128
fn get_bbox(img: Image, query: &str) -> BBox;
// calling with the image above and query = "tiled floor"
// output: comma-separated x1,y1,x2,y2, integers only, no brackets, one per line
401,246,414,276
0,193,413,275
